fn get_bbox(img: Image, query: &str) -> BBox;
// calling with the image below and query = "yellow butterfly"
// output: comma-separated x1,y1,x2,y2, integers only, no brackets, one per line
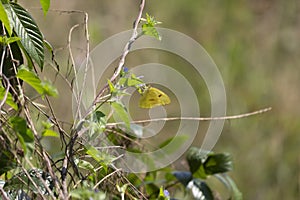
139,86,171,109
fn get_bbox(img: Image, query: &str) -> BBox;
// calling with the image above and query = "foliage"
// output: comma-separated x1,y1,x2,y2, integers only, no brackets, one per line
0,1,243,200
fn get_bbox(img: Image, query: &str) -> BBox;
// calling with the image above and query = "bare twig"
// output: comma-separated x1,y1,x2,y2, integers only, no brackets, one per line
0,187,9,200
0,24,6,74
92,0,146,106
0,77,11,110
92,168,122,190
67,24,81,119
107,107,272,126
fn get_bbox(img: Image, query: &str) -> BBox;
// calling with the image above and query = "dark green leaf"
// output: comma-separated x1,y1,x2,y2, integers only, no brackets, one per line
93,111,106,122
204,153,233,175
186,147,208,179
0,32,24,99
145,183,159,198
9,116,34,143
0,133,17,175
4,169,54,196
39,0,50,16
0,1,12,35
188,179,214,200
5,2,44,69
127,173,142,188
9,116,34,153
172,171,193,187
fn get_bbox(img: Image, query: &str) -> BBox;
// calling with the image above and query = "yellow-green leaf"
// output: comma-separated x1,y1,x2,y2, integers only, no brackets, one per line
0,1,12,35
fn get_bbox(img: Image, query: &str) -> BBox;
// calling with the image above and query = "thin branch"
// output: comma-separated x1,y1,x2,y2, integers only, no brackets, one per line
67,24,81,121
92,0,146,106
0,77,11,110
0,24,6,74
107,107,272,126
0,187,9,200
92,168,122,190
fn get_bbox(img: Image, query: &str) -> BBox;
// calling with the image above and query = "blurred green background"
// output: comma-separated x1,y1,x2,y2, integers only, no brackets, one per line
20,0,300,199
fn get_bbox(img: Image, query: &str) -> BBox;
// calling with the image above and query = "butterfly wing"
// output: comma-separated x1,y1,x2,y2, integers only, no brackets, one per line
139,87,171,109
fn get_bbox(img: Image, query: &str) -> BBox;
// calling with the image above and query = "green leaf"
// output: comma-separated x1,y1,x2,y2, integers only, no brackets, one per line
5,36,20,44
107,79,116,93
39,0,50,16
0,86,18,110
4,2,44,69
186,147,208,179
41,80,58,97
127,173,142,188
17,68,57,97
93,111,106,122
118,77,127,86
144,13,161,26
158,186,170,200
85,144,114,170
225,175,243,200
42,120,53,129
75,159,95,173
0,134,17,175
141,13,161,40
9,117,34,153
145,182,159,198
9,116,34,143
142,24,161,40
17,68,44,94
0,1,12,35
85,111,106,141
85,144,102,162
0,36,20,44
204,153,233,175
42,129,59,137
127,74,144,87
70,188,106,200
158,135,188,155
111,101,130,128
215,174,243,200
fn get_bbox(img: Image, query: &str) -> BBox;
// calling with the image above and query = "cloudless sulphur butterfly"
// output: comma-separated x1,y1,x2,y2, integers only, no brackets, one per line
139,86,171,109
